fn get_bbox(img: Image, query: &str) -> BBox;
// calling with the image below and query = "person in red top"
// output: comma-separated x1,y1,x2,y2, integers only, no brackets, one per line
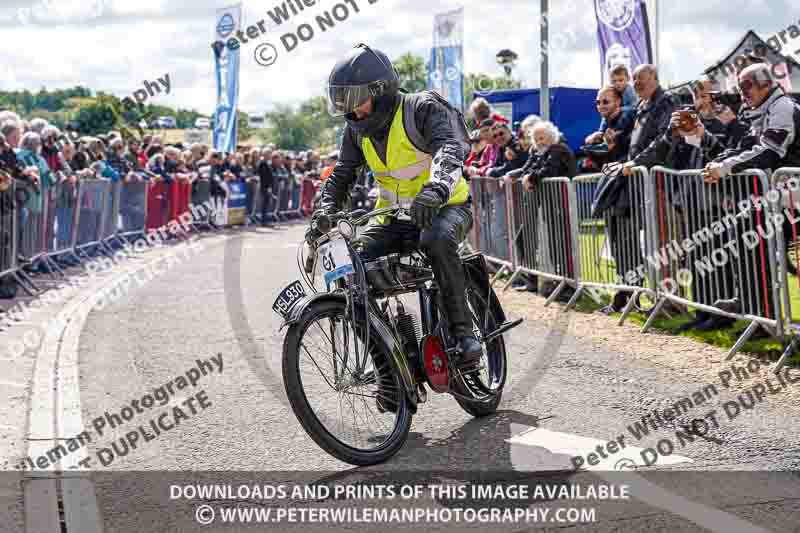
319,150,338,182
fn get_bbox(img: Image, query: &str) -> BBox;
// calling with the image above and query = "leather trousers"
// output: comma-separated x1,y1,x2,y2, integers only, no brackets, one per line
357,204,474,337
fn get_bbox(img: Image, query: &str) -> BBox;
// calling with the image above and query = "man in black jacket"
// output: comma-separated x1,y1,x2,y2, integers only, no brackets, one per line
623,64,676,171
703,63,800,321
602,65,676,313
311,43,482,368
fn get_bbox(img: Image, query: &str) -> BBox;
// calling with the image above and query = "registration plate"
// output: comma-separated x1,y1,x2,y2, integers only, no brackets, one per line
317,237,354,286
272,280,307,318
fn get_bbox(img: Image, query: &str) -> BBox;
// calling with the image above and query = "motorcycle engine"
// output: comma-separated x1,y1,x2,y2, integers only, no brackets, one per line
394,305,421,358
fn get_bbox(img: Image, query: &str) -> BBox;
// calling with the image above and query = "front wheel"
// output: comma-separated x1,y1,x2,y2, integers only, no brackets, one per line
451,286,508,417
282,298,413,466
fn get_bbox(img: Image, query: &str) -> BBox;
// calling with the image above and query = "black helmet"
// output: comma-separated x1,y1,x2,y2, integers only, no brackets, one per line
326,43,400,135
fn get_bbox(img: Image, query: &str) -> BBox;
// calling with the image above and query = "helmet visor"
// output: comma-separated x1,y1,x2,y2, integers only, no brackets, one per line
327,83,373,117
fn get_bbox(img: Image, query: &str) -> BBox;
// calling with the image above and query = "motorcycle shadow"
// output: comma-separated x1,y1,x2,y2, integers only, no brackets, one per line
308,409,588,509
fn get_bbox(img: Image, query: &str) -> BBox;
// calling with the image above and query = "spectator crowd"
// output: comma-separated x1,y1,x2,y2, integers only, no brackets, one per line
0,110,346,299
3,51,800,337
461,55,800,334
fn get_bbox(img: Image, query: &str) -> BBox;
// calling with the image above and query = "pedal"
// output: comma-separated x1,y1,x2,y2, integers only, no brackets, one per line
417,383,427,403
483,318,523,344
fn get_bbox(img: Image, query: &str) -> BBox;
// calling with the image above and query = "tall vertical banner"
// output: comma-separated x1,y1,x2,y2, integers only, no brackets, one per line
427,7,464,111
594,0,653,84
212,4,242,153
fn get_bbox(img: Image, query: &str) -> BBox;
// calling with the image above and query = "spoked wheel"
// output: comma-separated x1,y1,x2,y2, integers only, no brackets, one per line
451,286,508,417
282,299,412,466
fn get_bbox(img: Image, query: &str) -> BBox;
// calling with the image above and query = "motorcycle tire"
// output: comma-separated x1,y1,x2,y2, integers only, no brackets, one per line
282,299,413,466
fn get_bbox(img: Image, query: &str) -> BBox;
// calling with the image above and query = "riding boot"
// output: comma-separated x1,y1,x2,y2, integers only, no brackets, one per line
419,205,482,364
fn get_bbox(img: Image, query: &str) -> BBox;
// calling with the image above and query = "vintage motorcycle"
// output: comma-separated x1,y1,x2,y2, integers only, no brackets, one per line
273,205,522,465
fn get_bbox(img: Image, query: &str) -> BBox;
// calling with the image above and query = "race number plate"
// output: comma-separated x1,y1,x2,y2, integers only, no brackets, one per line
272,280,307,318
317,237,354,286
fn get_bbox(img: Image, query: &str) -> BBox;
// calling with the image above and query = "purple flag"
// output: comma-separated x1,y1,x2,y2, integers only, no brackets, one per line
594,0,653,84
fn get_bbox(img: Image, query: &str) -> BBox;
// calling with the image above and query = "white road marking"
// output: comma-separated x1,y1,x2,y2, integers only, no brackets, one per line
0,380,26,388
507,427,692,471
23,240,228,533
508,427,770,533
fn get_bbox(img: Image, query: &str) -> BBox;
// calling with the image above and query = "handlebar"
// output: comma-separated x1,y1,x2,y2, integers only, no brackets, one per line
312,205,411,234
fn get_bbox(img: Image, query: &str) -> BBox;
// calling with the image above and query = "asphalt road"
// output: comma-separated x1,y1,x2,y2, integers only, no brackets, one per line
4,222,800,532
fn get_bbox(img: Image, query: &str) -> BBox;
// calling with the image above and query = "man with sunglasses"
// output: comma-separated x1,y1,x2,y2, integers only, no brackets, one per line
703,64,800,183
585,86,635,163
701,63,800,323
312,43,482,366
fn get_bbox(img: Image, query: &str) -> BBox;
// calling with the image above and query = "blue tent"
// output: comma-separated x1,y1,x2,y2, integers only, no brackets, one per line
476,87,599,151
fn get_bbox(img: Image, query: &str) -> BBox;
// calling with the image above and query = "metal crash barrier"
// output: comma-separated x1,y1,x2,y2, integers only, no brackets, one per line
301,178,317,217
190,179,215,230
118,179,148,242
570,168,659,323
465,164,800,370
467,176,514,274
645,167,784,360
505,176,581,307
75,178,114,258
769,167,800,371
0,181,28,295
245,178,261,224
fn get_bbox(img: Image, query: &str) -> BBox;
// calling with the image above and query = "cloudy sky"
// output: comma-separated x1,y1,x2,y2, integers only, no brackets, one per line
1,0,798,115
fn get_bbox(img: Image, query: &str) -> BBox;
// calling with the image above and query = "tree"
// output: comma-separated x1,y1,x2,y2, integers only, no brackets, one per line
73,100,116,135
262,104,314,150
236,110,255,144
393,52,428,93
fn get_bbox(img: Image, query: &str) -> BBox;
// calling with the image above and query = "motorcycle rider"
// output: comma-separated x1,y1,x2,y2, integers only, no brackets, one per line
309,43,482,363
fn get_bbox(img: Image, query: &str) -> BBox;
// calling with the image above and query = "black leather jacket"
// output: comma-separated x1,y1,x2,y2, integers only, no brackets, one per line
320,91,465,211
629,86,676,166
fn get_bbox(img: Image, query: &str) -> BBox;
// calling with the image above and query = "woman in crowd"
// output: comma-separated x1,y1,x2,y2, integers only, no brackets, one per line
16,132,55,255
106,137,132,178
87,137,106,163
162,146,183,183
521,121,577,298
522,121,577,188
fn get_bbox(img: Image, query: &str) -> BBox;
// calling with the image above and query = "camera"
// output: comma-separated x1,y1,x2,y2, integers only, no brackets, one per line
676,105,699,133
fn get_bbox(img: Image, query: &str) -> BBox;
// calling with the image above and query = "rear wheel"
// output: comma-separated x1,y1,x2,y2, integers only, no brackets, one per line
451,286,507,417
282,299,412,465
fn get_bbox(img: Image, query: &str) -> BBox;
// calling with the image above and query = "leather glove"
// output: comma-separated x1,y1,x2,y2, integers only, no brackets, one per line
411,186,444,230
305,206,335,244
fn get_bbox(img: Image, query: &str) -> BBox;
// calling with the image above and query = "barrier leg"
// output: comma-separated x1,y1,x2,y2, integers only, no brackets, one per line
44,256,66,278
35,256,60,281
640,294,666,332
544,279,567,307
98,240,116,258
501,267,524,293
618,290,640,327
490,264,508,286
565,285,584,311
14,270,38,295
773,335,799,374
725,321,760,360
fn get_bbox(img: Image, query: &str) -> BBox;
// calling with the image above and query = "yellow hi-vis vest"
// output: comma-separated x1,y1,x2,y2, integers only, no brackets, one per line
361,99,469,223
